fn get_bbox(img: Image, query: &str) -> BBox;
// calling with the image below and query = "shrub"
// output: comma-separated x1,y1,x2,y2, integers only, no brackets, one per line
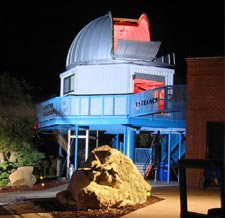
16,142,45,168
0,162,19,187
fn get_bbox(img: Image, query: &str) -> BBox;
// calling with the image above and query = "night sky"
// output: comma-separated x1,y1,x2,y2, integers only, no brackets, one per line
2,1,224,100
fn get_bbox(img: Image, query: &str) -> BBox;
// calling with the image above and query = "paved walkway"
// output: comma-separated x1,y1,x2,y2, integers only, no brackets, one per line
0,184,68,206
0,180,176,206
123,186,221,218
0,181,222,217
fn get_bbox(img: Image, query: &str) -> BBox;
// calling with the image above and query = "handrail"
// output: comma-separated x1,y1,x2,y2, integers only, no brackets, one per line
37,85,186,124
143,134,156,177
143,151,153,177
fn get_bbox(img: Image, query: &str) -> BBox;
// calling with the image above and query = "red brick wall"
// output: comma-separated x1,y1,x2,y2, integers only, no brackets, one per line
186,57,224,187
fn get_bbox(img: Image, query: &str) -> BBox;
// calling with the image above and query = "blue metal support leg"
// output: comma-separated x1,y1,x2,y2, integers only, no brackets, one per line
178,132,182,182
167,132,171,184
116,134,119,150
123,126,127,154
126,129,136,161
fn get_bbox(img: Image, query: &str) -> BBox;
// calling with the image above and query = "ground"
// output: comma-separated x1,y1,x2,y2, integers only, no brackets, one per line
1,196,162,217
0,179,68,193
0,181,222,217
0,179,163,217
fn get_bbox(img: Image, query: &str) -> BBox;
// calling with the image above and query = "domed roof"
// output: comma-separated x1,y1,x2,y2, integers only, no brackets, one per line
66,12,113,69
66,12,162,69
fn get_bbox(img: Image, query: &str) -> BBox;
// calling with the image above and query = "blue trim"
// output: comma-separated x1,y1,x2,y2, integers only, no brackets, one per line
129,117,186,129
39,116,130,129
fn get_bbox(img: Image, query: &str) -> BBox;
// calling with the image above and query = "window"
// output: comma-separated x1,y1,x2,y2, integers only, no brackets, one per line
63,74,74,95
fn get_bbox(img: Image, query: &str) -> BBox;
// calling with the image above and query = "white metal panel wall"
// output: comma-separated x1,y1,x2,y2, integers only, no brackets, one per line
60,64,174,96
74,64,131,95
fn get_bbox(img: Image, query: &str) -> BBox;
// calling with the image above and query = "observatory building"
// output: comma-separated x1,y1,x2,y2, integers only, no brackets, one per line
37,12,186,183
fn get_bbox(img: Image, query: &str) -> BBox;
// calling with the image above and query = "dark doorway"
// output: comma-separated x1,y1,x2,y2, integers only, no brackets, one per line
205,122,224,187
206,122,224,160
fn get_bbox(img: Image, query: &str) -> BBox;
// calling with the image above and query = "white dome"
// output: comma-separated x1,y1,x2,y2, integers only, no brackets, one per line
66,12,163,69
66,12,113,69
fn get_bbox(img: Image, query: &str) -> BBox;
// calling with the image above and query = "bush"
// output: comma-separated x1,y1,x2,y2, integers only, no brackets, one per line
0,162,19,187
16,142,45,168
0,74,45,186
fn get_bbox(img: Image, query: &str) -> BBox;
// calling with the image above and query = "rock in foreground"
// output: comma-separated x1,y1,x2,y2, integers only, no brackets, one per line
57,145,151,209
9,166,36,186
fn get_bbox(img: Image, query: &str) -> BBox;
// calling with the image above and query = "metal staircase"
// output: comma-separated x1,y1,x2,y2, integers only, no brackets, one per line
161,134,186,163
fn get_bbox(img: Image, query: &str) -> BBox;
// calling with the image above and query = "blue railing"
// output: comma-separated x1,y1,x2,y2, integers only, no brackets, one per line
37,85,186,124
161,134,186,162
130,85,186,117
37,94,130,123
135,148,152,164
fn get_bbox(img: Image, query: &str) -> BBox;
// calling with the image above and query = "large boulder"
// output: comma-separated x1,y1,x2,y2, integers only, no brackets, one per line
57,145,151,209
9,151,18,162
0,152,5,162
9,166,36,186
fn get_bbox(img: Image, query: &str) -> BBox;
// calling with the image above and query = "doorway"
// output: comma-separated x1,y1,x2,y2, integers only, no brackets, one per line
133,73,165,94
204,121,224,187
206,122,224,160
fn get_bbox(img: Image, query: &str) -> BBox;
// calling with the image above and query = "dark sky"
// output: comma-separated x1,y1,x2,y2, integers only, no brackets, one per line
2,1,224,100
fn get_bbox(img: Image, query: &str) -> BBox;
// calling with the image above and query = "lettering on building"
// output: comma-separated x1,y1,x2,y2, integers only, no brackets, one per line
42,103,56,117
135,97,159,108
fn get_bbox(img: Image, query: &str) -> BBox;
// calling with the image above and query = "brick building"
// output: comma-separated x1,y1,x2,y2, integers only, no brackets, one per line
186,57,224,187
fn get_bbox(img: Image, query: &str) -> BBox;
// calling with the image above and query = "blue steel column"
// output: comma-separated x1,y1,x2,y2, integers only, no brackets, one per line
74,125,79,171
167,132,171,184
123,127,127,154
126,129,136,161
178,133,182,160
178,133,182,182
116,134,119,150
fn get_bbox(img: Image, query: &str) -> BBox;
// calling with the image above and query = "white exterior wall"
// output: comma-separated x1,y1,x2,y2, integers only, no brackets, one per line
60,64,131,96
60,63,174,96
74,64,131,95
